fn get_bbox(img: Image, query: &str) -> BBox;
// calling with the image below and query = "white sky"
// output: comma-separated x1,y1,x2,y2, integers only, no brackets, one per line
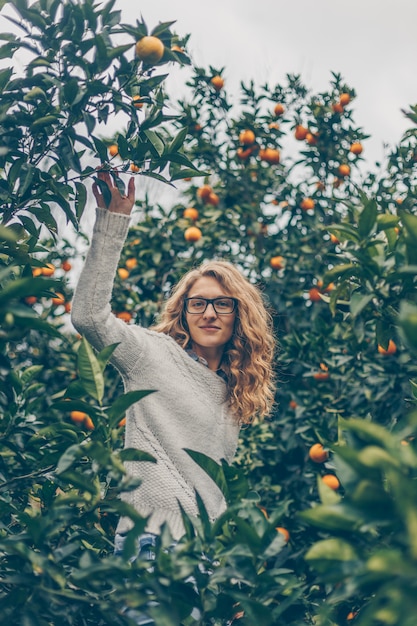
119,0,417,167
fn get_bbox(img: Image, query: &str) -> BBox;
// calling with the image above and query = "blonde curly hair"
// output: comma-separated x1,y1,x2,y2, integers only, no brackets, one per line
152,260,276,424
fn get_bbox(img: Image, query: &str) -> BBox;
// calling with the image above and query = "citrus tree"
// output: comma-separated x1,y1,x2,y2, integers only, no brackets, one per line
3,1,417,623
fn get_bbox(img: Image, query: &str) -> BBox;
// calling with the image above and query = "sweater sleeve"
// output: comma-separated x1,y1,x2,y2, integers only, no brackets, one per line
71,207,143,375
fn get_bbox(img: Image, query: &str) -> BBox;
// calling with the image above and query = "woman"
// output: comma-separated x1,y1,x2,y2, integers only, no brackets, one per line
71,171,276,547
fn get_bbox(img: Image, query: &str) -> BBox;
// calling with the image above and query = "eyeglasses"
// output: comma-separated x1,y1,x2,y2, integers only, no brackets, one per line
184,297,237,315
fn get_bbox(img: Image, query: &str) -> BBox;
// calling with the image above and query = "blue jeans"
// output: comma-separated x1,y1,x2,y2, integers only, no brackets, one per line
114,532,158,625
114,532,202,624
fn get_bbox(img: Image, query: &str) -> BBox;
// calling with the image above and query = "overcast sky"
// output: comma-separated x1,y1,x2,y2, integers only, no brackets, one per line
119,0,417,168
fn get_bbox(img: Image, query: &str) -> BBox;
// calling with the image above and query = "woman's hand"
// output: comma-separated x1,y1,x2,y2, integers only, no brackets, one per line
92,170,136,215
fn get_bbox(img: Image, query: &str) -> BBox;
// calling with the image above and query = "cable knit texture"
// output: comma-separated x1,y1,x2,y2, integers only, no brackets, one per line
71,208,240,540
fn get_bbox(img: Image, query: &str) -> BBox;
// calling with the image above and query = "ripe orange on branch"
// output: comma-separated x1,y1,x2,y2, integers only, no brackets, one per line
270,256,284,270
294,125,308,141
273,103,285,116
108,144,118,157
350,142,363,155
339,92,351,106
41,263,55,276
300,197,315,211
338,164,351,177
135,36,165,64
210,75,224,91
309,443,329,463
322,474,340,490
132,95,144,109
117,268,129,280
197,184,212,200
378,340,397,355
184,226,202,242
183,207,199,220
116,311,133,323
275,527,290,542
259,148,280,164
239,129,256,145
51,292,65,306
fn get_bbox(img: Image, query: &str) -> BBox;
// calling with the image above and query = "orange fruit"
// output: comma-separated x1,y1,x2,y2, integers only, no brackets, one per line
309,443,329,463
183,207,199,220
32,267,43,277
273,103,285,116
117,268,129,280
184,226,202,242
313,371,330,381
125,257,138,270
306,132,318,146
70,410,89,425
294,125,308,140
239,129,256,145
300,197,315,211
84,416,95,431
171,44,184,53
339,92,351,106
276,527,290,543
317,280,335,293
309,287,322,302
197,184,212,200
206,192,220,206
41,263,55,277
108,144,118,157
135,36,164,63
270,256,284,270
350,142,363,155
61,260,72,272
289,400,297,409
130,163,140,173
51,292,65,306
211,75,224,91
25,296,37,305
260,148,280,164
118,416,126,427
338,164,351,177
329,233,340,244
116,311,133,323
64,302,71,314
332,102,344,114
237,146,254,160
378,339,397,355
322,474,340,490
132,95,144,109
346,611,358,621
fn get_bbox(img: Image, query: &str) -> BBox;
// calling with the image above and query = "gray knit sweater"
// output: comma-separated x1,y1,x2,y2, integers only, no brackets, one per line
71,208,240,540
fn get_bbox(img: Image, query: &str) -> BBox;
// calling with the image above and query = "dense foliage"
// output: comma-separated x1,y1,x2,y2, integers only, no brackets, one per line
2,1,417,624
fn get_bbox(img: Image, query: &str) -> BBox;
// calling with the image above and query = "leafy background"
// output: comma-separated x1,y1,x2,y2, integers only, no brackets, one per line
2,1,417,624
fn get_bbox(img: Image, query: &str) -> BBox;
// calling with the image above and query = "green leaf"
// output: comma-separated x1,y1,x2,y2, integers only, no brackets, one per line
184,449,228,500
399,301,417,354
358,198,377,238
119,448,156,463
77,337,105,404
96,342,120,371
400,209,417,245
299,504,362,531
167,126,188,154
107,389,155,426
349,291,373,318
305,538,359,573
143,129,165,157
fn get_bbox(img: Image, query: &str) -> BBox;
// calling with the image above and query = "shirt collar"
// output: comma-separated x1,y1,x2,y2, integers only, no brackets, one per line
186,349,228,381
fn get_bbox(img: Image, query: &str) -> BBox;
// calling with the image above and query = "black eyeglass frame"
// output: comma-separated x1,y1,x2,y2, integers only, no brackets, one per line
184,297,238,315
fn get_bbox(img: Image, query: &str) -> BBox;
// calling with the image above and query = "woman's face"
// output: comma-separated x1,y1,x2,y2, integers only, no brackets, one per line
185,276,236,363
